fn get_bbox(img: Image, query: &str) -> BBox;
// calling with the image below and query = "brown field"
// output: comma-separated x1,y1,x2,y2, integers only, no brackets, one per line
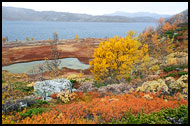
2,38,108,74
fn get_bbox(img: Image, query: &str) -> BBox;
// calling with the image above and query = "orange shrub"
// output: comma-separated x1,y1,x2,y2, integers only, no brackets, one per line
50,92,58,99
17,92,188,124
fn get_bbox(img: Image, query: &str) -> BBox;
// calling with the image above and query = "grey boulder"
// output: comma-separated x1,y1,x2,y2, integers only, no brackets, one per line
34,78,73,100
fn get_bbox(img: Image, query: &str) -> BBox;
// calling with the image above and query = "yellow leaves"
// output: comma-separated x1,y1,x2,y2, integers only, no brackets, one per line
149,64,160,72
126,30,137,38
90,30,148,83
167,58,177,66
57,90,77,103
26,36,29,41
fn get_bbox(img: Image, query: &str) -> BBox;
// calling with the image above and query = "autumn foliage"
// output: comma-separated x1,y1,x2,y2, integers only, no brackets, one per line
89,31,148,83
15,91,188,124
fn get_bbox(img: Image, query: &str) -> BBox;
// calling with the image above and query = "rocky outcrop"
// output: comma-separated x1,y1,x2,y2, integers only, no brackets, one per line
34,78,75,100
2,95,37,113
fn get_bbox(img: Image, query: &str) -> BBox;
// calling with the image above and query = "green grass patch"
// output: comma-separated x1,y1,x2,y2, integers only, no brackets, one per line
176,27,186,31
164,73,177,78
163,64,188,73
164,71,188,78
164,30,174,39
177,71,188,76
14,82,34,92
33,100,49,107
20,107,46,119
69,79,76,84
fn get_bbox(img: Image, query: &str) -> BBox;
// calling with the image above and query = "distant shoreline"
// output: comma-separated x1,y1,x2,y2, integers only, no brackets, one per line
2,20,157,23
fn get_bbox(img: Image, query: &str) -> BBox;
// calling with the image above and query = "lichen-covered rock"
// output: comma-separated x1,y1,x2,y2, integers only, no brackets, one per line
2,95,37,113
34,78,73,100
136,79,169,93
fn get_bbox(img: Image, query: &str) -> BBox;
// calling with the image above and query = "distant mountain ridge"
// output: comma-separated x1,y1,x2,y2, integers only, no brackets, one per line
104,11,172,19
166,9,188,24
3,6,158,22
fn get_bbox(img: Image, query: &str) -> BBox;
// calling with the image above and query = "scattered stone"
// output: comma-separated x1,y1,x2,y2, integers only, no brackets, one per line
176,68,182,71
72,88,77,92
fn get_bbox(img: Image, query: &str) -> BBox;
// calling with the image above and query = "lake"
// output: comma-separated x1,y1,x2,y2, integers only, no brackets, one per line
2,21,158,41
2,58,90,74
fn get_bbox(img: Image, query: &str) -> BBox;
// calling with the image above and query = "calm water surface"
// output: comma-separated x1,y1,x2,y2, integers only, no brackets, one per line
2,58,90,74
2,21,158,41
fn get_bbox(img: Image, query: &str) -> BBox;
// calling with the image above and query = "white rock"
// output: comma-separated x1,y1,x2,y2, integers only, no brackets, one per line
34,78,73,99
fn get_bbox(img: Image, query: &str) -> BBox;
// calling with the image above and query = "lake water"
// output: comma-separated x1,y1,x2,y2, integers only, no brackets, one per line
2,21,158,41
2,58,90,74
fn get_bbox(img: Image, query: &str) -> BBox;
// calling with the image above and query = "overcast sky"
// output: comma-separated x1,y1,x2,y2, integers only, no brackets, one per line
2,2,188,15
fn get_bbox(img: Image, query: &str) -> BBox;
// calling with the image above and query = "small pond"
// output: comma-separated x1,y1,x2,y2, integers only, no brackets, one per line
2,58,90,74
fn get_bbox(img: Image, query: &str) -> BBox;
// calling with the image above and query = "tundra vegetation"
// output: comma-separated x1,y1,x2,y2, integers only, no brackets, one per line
2,16,188,124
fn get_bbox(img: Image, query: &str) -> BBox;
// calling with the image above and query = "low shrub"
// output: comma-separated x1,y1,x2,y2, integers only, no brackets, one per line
164,71,188,78
164,31,174,39
50,92,58,99
14,82,33,93
33,100,49,107
56,90,77,103
70,79,76,84
176,27,186,31
93,81,108,88
110,105,188,124
17,92,188,124
163,64,188,73
177,71,188,76
20,107,46,119
164,73,177,78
